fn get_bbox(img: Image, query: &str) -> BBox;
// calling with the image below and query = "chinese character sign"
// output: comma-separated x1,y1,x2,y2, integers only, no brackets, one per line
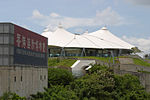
14,25,47,66
14,25,47,53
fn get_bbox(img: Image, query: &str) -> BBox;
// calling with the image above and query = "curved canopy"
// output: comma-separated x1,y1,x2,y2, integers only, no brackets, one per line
88,27,134,49
42,26,74,47
41,26,134,49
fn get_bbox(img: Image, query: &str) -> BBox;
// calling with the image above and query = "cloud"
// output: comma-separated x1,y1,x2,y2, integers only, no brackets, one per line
122,36,150,53
30,7,124,29
50,13,60,18
125,0,150,6
32,10,44,19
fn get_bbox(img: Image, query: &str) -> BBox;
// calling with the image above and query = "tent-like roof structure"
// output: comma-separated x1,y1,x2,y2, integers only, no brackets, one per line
42,25,75,47
41,26,134,50
88,27,134,49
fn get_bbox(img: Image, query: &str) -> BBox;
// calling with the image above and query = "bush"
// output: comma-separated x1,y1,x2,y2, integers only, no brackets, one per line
31,85,78,100
70,66,115,100
48,68,74,87
33,64,150,100
0,92,26,100
88,64,108,74
114,74,150,100
48,58,76,67
70,64,150,100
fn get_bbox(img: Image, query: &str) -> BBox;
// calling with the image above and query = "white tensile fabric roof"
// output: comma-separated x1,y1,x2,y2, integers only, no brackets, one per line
42,26,75,47
41,26,134,49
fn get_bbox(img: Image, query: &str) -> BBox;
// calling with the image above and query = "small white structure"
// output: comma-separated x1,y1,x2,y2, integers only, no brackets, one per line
71,60,95,77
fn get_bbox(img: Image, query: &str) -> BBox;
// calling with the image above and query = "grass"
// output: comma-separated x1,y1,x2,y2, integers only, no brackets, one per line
48,58,76,67
73,56,114,63
133,58,150,67
138,70,150,74
48,56,150,68
48,56,114,67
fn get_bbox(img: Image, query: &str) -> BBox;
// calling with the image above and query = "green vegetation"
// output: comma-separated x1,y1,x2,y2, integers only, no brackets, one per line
31,86,78,100
0,92,26,100
48,56,150,68
114,74,150,100
131,47,141,53
48,58,76,67
2,56,150,99
76,56,150,67
70,65,115,100
133,58,150,67
138,70,150,74
48,68,74,87
31,65,150,100
73,56,114,63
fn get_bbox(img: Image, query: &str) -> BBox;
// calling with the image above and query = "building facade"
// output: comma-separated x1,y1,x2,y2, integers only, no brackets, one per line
0,23,48,98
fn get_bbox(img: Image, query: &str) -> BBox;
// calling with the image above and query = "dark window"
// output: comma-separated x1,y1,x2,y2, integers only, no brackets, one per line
21,76,22,82
44,75,46,80
40,75,42,80
14,76,16,82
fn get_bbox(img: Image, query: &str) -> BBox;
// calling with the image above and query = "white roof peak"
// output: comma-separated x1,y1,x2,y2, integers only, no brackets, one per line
58,22,63,28
85,29,88,33
101,26,108,30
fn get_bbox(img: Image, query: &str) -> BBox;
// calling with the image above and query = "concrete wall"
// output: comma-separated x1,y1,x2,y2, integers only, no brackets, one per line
0,66,47,98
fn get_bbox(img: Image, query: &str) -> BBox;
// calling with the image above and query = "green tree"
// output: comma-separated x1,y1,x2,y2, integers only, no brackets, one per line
70,64,150,100
31,85,78,100
48,68,74,87
114,74,150,100
70,65,115,100
0,92,26,100
131,47,141,53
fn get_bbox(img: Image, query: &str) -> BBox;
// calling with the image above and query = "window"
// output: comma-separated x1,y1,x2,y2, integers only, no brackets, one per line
14,76,16,82
44,75,46,80
21,76,22,82
40,75,42,80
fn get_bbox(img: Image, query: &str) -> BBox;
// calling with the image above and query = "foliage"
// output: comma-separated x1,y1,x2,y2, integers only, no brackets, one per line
32,64,150,100
73,56,113,63
131,47,141,53
48,58,76,67
138,70,150,74
48,68,74,87
48,58,60,66
114,74,150,100
88,64,109,74
133,58,150,67
70,65,150,100
70,65,115,100
0,92,26,100
31,86,78,100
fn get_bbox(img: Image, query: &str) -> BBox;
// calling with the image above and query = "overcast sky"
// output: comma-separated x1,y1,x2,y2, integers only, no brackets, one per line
0,0,150,53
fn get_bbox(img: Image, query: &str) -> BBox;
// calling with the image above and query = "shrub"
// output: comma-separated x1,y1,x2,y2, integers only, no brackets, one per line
31,86,78,100
0,92,26,100
70,66,115,100
48,68,74,87
48,58,76,67
70,64,150,100
114,74,150,100
88,64,108,74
